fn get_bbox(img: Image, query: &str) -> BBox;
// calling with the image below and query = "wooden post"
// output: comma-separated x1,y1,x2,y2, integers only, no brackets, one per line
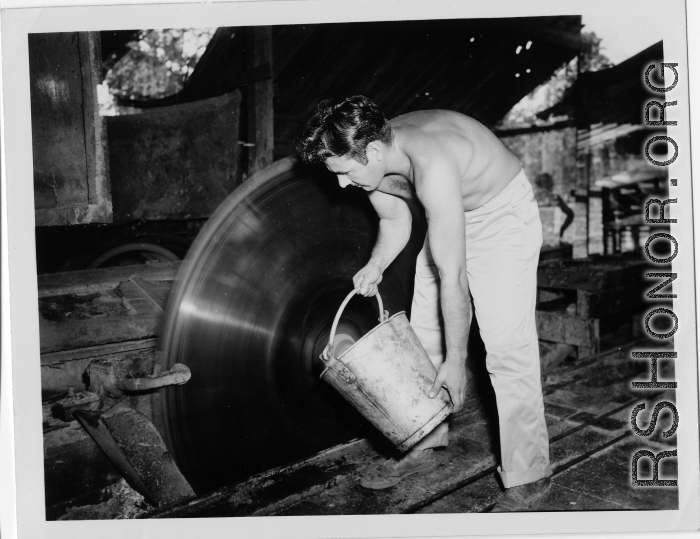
79,32,111,212
247,26,274,175
30,31,113,225
573,55,584,256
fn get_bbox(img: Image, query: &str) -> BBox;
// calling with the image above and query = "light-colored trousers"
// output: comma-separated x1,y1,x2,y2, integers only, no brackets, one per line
410,170,553,489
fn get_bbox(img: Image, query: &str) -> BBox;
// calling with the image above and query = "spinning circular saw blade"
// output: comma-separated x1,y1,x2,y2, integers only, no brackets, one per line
157,157,424,494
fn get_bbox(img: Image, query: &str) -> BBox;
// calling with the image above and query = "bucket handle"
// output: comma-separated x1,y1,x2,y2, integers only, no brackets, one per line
322,289,388,361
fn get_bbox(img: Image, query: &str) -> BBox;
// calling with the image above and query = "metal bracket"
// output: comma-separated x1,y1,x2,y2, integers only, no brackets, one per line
120,363,191,392
333,363,356,385
319,352,356,385
89,356,191,398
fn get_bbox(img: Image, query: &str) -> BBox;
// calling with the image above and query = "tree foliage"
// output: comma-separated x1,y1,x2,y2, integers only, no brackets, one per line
103,28,215,111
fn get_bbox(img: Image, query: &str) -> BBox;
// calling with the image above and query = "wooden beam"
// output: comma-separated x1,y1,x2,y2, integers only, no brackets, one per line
495,119,575,138
528,25,589,53
41,337,158,366
79,31,111,216
76,402,195,507
129,275,167,314
510,18,588,53
247,26,274,175
37,261,179,298
38,291,162,354
223,62,272,90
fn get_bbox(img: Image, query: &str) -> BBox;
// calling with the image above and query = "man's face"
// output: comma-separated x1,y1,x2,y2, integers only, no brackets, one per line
325,148,383,192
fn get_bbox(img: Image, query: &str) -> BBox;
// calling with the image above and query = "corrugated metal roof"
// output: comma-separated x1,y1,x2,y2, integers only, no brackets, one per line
109,16,585,157
537,41,664,127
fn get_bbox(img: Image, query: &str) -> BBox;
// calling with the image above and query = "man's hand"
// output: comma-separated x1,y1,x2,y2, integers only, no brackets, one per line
353,263,383,296
428,359,467,412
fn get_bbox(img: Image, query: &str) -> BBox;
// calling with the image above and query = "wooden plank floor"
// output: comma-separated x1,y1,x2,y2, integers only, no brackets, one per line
144,342,678,518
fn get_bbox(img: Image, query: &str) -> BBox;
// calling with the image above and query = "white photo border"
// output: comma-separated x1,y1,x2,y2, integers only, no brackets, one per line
2,0,699,537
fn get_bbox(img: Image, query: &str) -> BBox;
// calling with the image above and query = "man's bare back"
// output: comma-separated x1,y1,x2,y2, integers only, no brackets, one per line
378,110,522,211
305,98,526,411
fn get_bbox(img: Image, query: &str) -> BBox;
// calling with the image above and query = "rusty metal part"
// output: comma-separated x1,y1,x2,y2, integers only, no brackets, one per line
90,358,137,398
89,356,190,398
120,364,190,392
51,389,102,422
75,402,195,507
157,157,426,494
106,92,242,222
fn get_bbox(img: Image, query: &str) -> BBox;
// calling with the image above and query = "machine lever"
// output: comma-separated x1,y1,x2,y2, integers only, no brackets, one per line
119,363,191,392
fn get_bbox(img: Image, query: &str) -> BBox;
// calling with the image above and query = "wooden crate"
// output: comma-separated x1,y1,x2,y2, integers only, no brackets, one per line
536,299,600,350
538,284,645,320
537,254,649,293
536,300,644,358
536,255,650,358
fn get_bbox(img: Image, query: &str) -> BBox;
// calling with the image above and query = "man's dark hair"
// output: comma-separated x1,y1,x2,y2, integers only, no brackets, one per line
295,95,393,166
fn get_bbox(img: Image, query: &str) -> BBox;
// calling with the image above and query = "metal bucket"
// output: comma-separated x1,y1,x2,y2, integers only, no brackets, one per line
320,290,453,452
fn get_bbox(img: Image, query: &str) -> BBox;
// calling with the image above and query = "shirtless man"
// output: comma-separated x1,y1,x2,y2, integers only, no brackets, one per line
296,96,552,512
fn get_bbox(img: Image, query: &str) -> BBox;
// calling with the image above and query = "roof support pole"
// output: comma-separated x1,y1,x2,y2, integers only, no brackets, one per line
247,26,274,175
574,49,591,258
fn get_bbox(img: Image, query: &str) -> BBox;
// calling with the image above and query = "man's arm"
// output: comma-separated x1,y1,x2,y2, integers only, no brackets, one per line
353,190,412,296
417,163,471,412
